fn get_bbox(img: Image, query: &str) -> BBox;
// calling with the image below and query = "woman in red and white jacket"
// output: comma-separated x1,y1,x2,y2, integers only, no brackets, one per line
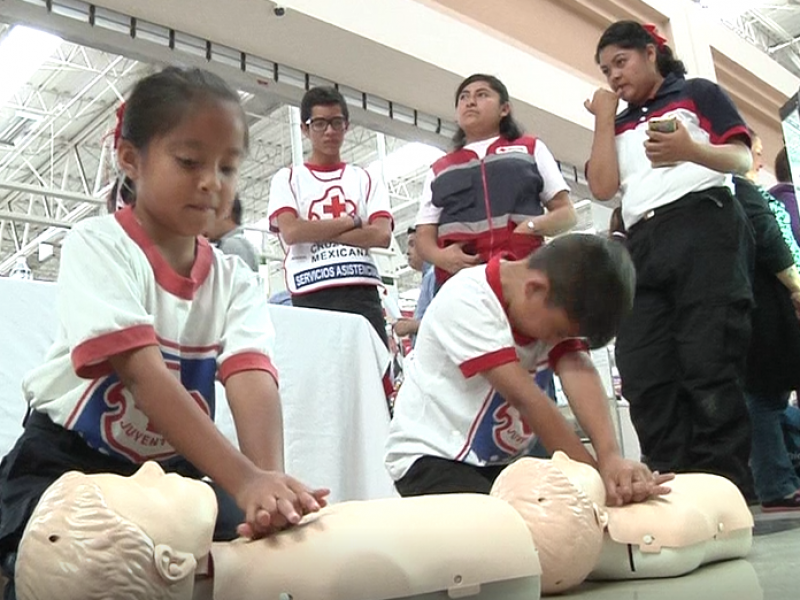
414,73,578,288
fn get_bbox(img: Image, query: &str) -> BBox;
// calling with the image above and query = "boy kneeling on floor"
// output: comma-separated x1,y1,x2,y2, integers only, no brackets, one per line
385,234,673,506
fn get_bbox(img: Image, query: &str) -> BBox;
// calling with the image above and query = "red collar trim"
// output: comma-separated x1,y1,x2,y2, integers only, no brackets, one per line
305,161,346,172
115,206,213,300
485,255,537,346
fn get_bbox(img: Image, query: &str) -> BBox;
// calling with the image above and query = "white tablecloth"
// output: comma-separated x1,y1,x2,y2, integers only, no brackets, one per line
0,278,395,503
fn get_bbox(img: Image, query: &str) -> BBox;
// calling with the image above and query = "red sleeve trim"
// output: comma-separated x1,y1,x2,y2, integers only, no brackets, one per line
268,207,298,233
369,211,394,228
548,338,590,372
219,352,279,386
72,324,158,379
715,124,751,147
459,347,518,378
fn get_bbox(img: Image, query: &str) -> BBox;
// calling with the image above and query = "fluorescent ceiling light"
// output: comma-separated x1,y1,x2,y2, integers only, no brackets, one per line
0,25,62,109
370,142,445,182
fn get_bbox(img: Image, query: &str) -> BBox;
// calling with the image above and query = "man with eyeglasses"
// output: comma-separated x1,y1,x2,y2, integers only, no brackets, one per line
268,86,394,345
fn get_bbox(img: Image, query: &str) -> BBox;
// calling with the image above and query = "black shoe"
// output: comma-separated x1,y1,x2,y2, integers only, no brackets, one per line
761,490,800,513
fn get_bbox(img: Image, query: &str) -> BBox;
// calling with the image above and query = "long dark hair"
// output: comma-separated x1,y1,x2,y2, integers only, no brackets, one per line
595,21,686,79
114,67,247,205
452,74,524,150
775,146,792,184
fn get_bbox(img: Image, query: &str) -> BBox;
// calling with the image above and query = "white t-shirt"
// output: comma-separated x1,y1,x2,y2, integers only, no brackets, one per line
416,138,568,226
23,207,277,463
267,163,393,294
384,257,587,480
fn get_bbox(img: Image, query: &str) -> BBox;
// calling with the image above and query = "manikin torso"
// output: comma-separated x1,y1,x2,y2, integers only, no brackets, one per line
16,458,753,600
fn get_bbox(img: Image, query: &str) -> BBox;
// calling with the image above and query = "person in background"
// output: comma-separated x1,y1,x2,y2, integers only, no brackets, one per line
733,174,800,511
414,73,577,289
585,20,755,496
205,194,260,272
267,86,393,345
393,227,436,348
769,146,800,249
746,127,764,181
414,74,576,420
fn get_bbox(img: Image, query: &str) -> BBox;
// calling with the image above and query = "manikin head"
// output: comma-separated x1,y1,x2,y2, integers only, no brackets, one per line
16,463,217,600
491,452,608,594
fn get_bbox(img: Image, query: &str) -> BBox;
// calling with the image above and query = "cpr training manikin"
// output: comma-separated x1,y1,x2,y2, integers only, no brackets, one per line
12,452,754,600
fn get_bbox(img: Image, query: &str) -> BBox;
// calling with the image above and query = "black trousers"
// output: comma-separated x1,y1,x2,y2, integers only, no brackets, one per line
395,455,508,496
0,411,243,599
291,284,388,347
616,188,754,493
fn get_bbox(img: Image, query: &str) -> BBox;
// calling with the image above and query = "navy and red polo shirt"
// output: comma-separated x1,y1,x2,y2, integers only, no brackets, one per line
614,73,750,228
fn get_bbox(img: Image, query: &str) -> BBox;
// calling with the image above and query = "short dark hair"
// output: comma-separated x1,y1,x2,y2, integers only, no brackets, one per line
300,86,349,123
595,21,687,79
230,195,243,225
407,226,416,235
452,74,524,150
775,146,793,184
527,234,636,348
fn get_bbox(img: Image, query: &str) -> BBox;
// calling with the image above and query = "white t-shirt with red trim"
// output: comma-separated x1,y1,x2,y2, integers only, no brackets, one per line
267,163,393,295
384,256,588,481
22,207,277,463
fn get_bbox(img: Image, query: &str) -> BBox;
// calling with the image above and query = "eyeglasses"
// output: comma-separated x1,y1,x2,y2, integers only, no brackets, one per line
305,117,347,132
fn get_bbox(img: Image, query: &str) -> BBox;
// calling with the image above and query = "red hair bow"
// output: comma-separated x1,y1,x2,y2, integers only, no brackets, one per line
113,102,126,149
643,23,667,48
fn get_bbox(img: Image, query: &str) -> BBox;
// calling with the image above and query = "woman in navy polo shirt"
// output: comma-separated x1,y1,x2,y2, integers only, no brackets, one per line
584,21,754,497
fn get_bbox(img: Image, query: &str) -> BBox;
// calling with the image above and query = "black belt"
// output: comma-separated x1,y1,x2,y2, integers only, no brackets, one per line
630,187,727,231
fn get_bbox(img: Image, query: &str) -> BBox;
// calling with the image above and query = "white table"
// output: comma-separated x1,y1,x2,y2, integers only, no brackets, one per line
0,278,395,503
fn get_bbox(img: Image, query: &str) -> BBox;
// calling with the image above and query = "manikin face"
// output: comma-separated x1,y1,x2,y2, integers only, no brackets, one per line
90,462,217,558
119,98,245,242
597,44,662,106
455,80,510,142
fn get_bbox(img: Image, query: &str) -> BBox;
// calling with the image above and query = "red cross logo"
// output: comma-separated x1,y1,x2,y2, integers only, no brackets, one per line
323,194,348,218
308,186,357,220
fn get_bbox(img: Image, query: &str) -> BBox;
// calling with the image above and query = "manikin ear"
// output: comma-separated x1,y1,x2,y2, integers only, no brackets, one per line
115,139,141,182
153,544,198,583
